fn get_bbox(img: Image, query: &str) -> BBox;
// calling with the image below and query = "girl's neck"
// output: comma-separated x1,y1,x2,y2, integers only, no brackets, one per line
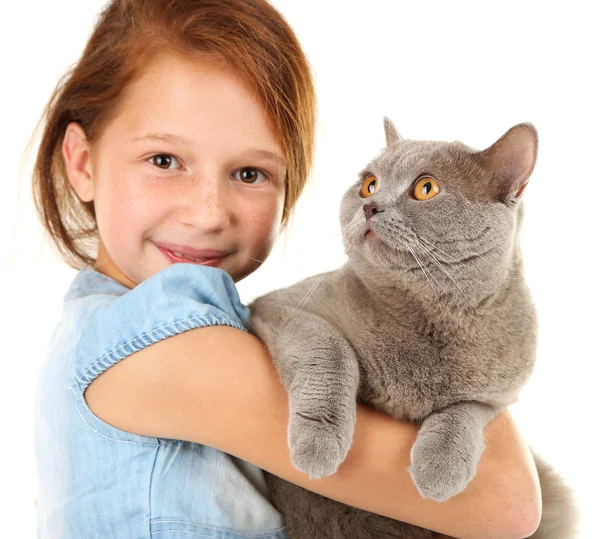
94,242,137,289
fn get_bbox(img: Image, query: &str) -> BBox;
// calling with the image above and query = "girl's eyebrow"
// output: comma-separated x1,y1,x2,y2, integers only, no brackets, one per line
132,133,191,145
243,149,287,168
131,133,286,167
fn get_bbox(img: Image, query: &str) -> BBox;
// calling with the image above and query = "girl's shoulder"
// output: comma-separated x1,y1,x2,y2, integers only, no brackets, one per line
65,264,250,391
67,263,248,321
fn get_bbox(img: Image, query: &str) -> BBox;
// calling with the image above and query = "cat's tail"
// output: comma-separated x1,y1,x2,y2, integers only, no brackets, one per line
528,449,579,538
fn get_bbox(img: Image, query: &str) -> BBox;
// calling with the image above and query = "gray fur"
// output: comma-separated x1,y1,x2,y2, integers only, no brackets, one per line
249,119,578,538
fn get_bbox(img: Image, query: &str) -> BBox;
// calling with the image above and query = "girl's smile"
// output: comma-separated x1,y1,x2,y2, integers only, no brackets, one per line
154,241,232,268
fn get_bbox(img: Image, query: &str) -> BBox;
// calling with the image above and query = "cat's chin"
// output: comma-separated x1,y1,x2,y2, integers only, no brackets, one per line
359,233,420,272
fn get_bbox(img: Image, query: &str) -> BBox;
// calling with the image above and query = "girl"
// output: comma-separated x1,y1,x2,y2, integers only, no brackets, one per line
32,1,541,538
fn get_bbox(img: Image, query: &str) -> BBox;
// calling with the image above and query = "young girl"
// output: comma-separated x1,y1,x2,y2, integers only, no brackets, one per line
32,1,541,538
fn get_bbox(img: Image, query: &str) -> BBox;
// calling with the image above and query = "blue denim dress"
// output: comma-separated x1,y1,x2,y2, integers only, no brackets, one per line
34,264,287,538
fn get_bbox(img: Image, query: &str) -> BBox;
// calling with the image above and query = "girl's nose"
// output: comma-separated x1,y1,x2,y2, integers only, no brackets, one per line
181,175,232,232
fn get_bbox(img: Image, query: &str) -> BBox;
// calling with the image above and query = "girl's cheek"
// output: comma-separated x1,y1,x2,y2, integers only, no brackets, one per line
248,195,284,250
125,177,174,220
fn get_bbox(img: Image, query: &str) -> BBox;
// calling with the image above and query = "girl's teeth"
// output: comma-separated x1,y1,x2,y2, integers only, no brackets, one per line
172,251,203,262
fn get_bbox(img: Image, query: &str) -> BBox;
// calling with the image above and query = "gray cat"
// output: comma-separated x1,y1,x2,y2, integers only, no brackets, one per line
248,119,579,538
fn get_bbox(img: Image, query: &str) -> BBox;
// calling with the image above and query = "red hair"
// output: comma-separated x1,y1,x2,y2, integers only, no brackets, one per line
32,0,317,268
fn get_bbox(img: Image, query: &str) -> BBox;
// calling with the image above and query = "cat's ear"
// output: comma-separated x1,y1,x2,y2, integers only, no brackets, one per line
384,117,403,147
475,123,538,202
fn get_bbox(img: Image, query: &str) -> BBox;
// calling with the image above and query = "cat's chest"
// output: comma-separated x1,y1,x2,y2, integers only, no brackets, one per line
344,314,468,421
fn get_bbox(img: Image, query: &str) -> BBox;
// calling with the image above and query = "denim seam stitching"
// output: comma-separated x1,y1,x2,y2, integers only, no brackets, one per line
151,532,224,537
151,531,283,538
75,315,246,389
69,386,165,447
151,520,286,537
148,445,161,538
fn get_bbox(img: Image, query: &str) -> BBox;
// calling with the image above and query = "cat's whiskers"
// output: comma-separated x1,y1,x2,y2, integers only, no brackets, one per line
285,271,329,325
248,255,268,264
412,240,473,307
404,243,441,308
407,243,446,290
416,233,496,271
415,234,466,265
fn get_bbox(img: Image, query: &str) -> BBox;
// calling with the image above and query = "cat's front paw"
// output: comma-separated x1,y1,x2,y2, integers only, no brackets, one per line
409,425,480,502
288,411,354,479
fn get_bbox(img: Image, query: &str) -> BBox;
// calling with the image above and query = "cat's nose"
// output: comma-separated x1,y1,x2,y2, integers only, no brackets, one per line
363,201,384,221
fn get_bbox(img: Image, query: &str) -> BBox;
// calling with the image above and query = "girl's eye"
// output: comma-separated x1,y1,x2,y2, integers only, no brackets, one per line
149,154,181,170
233,167,268,184
360,175,379,198
412,176,441,200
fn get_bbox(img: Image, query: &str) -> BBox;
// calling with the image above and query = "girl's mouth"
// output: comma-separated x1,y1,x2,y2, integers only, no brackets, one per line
156,246,230,267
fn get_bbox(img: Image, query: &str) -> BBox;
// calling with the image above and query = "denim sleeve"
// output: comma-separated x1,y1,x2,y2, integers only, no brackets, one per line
71,264,250,392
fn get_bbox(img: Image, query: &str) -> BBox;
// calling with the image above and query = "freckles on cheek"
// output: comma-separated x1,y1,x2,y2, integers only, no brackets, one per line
249,204,282,251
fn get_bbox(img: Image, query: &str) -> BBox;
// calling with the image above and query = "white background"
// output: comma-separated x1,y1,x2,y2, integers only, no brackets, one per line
2,1,597,536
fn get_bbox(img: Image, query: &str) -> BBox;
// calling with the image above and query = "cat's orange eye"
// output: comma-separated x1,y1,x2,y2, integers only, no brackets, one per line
361,175,379,198
412,177,440,200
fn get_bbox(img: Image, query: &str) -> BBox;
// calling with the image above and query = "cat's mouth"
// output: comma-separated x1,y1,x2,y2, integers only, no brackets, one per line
363,219,399,246
361,229,421,272
363,221,390,246
363,221,400,251
362,220,420,262
364,226,385,245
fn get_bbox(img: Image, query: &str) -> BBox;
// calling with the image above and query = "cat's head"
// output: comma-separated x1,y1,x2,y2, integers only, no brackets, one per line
340,119,538,306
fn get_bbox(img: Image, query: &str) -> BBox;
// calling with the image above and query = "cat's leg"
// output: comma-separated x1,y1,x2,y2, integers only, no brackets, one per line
262,309,361,480
409,401,496,502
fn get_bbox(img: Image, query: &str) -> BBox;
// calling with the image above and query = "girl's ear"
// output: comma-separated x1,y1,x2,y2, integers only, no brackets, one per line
62,122,94,202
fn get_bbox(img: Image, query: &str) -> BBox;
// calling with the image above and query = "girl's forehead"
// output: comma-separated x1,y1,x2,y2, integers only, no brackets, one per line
121,51,246,114
99,51,282,154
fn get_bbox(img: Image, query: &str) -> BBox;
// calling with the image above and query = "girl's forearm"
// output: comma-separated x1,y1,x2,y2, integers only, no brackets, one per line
323,404,541,539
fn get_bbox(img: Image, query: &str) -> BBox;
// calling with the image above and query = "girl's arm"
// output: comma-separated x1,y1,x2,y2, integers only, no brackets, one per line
85,326,541,539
